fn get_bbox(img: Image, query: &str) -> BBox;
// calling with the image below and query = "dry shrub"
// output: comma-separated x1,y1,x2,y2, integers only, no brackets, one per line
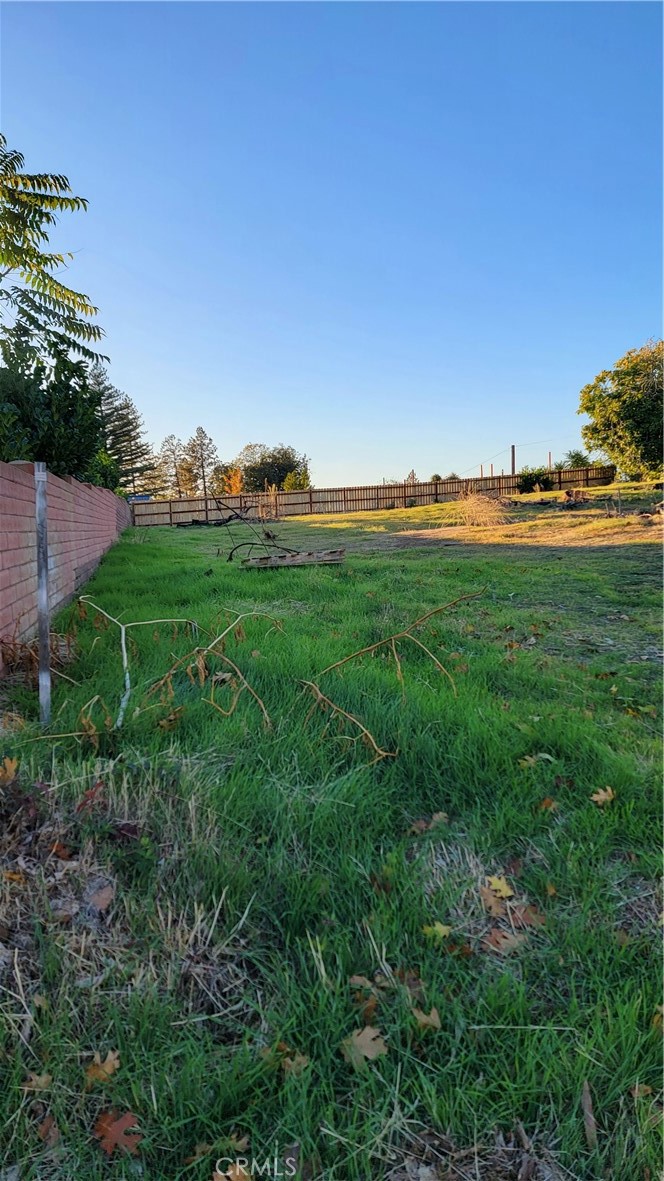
453,490,510,528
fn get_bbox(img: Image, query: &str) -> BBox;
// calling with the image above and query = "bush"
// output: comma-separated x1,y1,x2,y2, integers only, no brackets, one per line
517,467,554,494
454,491,510,527
406,497,417,508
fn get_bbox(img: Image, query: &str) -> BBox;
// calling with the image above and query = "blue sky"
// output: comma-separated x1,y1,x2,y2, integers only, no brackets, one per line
2,2,661,485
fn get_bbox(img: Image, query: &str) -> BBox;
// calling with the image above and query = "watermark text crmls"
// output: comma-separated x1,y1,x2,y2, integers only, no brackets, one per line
214,1151,297,1178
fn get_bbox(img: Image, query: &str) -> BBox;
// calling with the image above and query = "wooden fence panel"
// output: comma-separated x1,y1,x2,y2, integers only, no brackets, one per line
131,467,616,526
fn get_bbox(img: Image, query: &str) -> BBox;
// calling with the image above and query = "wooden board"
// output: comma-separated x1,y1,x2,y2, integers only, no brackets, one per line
242,549,345,568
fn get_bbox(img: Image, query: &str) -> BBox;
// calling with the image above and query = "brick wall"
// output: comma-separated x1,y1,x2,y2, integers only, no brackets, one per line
0,461,131,643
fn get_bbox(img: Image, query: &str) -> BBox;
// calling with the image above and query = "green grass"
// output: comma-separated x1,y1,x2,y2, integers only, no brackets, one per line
1,498,661,1179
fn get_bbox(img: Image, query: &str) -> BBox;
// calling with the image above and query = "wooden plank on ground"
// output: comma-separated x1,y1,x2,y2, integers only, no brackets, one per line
242,549,345,568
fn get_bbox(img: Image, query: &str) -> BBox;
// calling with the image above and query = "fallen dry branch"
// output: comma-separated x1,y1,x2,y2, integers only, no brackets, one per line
301,681,397,765
79,600,277,730
317,589,485,697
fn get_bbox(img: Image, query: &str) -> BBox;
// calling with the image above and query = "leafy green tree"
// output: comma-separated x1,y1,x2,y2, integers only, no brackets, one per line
563,448,591,469
238,443,310,492
83,449,121,490
0,133,104,360
283,466,311,491
183,427,219,497
445,472,460,480
91,366,158,493
430,473,443,482
579,341,663,476
0,331,102,478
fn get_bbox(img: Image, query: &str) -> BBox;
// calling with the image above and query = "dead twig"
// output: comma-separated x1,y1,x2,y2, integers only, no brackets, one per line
317,589,484,695
301,680,397,765
581,1078,597,1149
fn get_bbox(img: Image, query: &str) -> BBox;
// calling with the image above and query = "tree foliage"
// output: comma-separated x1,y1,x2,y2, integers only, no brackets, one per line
578,341,663,476
182,427,219,497
0,331,102,478
236,443,310,492
156,435,186,498
516,466,554,494
0,133,104,360
91,366,158,493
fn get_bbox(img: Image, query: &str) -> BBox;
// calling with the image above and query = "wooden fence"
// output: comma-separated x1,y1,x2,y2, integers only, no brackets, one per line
131,466,616,527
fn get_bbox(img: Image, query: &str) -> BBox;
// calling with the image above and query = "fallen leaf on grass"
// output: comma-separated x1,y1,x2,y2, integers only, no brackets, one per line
482,929,527,955
581,1079,597,1148
75,779,105,814
22,1072,52,1091
518,752,555,769
282,1051,310,1077
85,1049,120,1088
37,1114,60,1147
184,1142,214,1164
479,886,506,917
591,786,615,807
158,707,185,730
0,757,18,785
50,841,72,860
409,812,448,835
412,1006,441,1031
511,904,545,929
546,882,558,897
539,797,559,811
214,1166,250,1181
652,1005,663,1031
395,968,426,1004
422,922,452,943
93,1109,142,1156
341,1025,388,1067
3,871,27,885
630,1084,653,1098
486,875,514,899
86,883,115,912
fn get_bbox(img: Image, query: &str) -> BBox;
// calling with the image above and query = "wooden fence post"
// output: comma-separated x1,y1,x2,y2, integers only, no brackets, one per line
34,462,51,726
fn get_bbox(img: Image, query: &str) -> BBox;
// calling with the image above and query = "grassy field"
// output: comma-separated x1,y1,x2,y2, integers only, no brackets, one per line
0,485,661,1180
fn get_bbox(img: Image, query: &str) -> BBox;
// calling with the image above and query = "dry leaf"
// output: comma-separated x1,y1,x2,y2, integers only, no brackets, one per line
511,903,545,929
652,1005,663,1031
3,871,27,884
85,1049,120,1088
158,706,184,730
0,757,18,785
412,1006,441,1031
184,1142,214,1164
87,884,114,912
581,1079,597,1148
93,1109,142,1156
486,875,514,899
482,928,527,955
539,797,559,811
422,922,452,942
37,1114,60,1147
22,1072,52,1091
410,812,448,835
591,786,615,807
75,779,105,814
341,1025,388,1067
479,886,506,917
282,1051,310,1077
215,1166,250,1181
630,1083,653,1098
546,882,557,897
395,967,426,1004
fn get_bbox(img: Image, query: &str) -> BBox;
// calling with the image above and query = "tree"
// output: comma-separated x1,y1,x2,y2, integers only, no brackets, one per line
0,133,104,360
578,341,663,476
405,469,418,483
430,473,443,482
156,435,186,497
84,449,121,490
238,443,310,492
0,331,102,478
445,472,460,480
283,466,311,491
562,448,591,470
183,427,219,497
516,466,554,494
90,366,158,493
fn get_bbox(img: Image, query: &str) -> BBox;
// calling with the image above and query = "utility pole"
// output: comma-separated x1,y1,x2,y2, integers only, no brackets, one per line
490,463,494,477
510,444,516,476
480,464,484,478
547,450,552,470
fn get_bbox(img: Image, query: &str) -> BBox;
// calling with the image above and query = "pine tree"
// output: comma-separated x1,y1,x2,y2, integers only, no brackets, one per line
183,427,219,498
156,434,186,497
90,365,158,493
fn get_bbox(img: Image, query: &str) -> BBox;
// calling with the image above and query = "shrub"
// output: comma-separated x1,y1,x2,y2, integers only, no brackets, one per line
517,467,554,494
454,491,510,527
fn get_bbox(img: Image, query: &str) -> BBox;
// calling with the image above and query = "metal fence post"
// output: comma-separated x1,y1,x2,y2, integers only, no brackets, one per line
34,462,51,726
